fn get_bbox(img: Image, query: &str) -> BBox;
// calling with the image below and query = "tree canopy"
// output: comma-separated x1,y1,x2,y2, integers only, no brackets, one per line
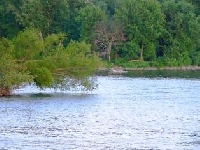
0,0,199,95
0,29,100,96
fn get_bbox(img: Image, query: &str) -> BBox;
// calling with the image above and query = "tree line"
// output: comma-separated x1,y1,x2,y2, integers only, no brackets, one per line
0,0,200,95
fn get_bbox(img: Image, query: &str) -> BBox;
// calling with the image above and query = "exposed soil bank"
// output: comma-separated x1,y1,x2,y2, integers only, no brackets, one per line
0,87,12,97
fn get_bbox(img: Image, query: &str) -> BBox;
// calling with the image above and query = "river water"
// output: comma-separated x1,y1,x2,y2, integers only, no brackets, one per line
0,70,200,150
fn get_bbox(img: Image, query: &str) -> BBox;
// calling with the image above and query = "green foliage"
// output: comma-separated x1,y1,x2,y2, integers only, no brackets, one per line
25,61,53,88
160,0,200,66
77,4,106,43
16,0,46,30
43,33,66,57
162,57,179,67
62,41,100,78
50,41,100,91
144,43,157,61
91,0,122,17
13,28,44,60
0,38,32,90
0,0,22,38
117,41,140,61
0,55,32,89
0,28,100,95
0,0,200,96
32,67,54,88
66,0,87,41
115,0,165,61
16,0,70,35
115,59,151,68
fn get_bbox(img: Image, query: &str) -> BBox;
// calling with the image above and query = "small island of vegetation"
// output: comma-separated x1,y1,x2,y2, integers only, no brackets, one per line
0,0,199,96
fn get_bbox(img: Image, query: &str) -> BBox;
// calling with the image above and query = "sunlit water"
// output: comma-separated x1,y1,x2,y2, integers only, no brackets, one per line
0,71,200,150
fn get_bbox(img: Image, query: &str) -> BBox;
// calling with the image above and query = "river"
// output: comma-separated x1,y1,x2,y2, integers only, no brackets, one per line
0,70,200,150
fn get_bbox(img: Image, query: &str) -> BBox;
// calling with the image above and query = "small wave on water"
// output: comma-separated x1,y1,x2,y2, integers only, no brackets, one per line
12,83,96,99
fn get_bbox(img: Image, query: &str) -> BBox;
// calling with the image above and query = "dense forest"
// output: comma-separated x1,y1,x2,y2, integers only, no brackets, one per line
0,0,200,95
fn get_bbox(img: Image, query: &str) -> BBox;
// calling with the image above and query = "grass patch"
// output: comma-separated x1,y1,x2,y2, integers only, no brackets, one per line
114,58,153,68
99,60,113,69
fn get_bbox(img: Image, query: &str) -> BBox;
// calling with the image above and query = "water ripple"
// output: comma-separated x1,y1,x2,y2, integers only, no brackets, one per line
0,76,200,149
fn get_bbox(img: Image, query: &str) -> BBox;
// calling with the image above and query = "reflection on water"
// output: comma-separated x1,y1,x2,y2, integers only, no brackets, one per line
0,71,200,150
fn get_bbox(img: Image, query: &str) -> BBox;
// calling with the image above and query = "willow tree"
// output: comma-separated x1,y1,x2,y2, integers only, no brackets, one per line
0,29,100,96
0,38,32,96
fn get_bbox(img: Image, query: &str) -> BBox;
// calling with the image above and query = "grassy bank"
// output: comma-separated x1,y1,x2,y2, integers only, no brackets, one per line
100,60,200,72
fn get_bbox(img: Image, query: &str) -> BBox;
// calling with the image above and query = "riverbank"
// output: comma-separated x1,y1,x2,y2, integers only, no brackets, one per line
125,66,200,71
98,66,200,75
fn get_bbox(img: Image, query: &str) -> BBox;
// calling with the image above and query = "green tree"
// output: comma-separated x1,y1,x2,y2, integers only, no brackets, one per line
115,0,165,61
117,40,140,61
66,0,87,41
13,29,44,60
161,0,200,66
0,0,23,38
90,0,122,17
76,4,106,43
0,38,32,96
16,0,70,36
188,0,200,15
0,29,100,96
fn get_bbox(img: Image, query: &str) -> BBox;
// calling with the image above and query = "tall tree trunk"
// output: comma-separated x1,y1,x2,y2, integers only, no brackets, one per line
140,41,144,61
107,41,112,62
39,31,43,41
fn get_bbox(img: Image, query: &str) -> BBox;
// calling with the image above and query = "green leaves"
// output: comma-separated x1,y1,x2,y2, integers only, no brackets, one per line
115,0,165,61
77,4,106,43
160,0,200,66
56,41,100,78
13,28,44,60
16,0,70,35
17,0,45,30
0,28,100,95
0,0,200,96
32,67,54,88
0,38,32,90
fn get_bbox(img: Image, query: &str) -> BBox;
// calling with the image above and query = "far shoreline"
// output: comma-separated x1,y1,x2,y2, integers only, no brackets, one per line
98,66,200,75
124,66,200,71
